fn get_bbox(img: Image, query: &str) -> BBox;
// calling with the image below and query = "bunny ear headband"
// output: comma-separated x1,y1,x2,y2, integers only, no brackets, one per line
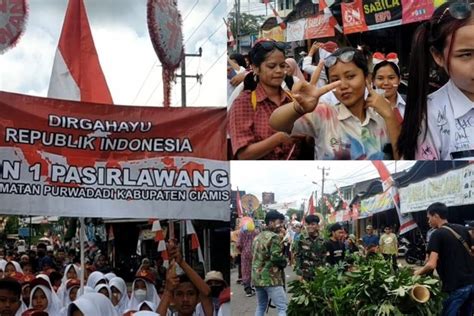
372,52,399,68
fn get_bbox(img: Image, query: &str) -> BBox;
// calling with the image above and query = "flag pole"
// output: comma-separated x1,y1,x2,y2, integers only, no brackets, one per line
79,217,85,295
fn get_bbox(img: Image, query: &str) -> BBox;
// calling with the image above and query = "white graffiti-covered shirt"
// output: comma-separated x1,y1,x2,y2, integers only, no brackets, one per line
416,80,474,160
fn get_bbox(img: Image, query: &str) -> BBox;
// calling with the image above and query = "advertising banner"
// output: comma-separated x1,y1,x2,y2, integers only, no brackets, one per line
360,190,394,217
305,13,335,39
286,19,306,42
400,167,463,214
261,27,285,42
341,0,436,34
0,91,230,220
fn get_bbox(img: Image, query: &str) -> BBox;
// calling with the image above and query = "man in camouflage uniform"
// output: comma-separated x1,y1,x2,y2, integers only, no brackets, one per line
252,210,288,316
293,214,326,281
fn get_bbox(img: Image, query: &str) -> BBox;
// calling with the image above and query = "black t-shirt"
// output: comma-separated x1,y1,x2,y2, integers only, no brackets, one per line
427,224,474,292
325,239,345,265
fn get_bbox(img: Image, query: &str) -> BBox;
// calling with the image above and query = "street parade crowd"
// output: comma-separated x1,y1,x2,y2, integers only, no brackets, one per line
231,202,474,316
0,240,229,316
228,1,474,161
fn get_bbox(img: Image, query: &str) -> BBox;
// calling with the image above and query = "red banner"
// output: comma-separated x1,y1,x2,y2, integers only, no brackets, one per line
305,14,335,39
401,0,435,24
0,91,229,220
341,0,368,34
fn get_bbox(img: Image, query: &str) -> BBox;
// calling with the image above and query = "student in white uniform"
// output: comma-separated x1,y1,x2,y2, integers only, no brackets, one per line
371,52,406,121
398,1,474,160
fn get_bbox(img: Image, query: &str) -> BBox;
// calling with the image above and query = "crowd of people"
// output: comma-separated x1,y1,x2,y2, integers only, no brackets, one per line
231,201,474,316
227,1,474,161
0,240,229,315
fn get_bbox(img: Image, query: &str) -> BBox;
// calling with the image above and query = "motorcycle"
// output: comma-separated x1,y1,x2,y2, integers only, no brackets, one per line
404,236,426,266
398,236,409,258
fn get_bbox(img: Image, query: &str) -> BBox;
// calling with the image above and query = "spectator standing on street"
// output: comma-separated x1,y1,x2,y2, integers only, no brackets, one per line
293,215,326,281
237,226,258,297
379,226,398,270
251,210,287,316
362,225,380,250
415,202,474,316
325,223,346,266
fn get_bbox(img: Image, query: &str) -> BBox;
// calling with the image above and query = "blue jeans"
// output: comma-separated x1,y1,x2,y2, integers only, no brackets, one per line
442,284,474,316
255,286,287,316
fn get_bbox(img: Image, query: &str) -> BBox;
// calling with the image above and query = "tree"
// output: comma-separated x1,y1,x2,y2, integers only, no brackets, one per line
4,216,19,235
227,11,265,36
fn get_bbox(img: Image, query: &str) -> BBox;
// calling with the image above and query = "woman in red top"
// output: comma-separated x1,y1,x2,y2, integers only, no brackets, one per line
228,39,306,160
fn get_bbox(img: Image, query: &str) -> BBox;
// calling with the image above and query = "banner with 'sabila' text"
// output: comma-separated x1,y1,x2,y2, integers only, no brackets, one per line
0,91,230,221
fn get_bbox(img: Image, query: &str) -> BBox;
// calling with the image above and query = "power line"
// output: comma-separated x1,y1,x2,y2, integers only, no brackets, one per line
144,76,163,106
132,60,161,105
186,49,226,95
182,0,200,21
184,0,222,45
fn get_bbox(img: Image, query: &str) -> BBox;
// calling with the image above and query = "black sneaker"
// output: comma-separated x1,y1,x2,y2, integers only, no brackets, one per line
245,288,255,297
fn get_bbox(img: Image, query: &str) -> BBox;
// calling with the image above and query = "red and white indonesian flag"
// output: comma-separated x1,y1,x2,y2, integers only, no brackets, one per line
152,220,167,252
307,193,315,215
186,220,204,264
372,161,417,235
236,188,243,218
48,0,113,104
324,195,335,214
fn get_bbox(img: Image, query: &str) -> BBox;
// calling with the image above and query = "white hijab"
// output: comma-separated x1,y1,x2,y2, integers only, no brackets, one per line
109,276,130,315
128,278,160,311
14,302,27,316
35,274,62,308
0,259,6,269
5,261,23,274
68,292,118,316
86,271,106,288
94,283,112,300
105,272,117,282
29,285,62,315
134,312,160,316
57,264,80,305
138,300,157,312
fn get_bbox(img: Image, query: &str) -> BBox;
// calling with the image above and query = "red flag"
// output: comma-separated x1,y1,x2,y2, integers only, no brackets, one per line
236,188,243,218
48,0,113,104
335,184,350,211
371,161,417,234
324,195,335,213
319,0,327,11
108,225,115,241
186,220,204,264
307,193,315,215
224,18,236,49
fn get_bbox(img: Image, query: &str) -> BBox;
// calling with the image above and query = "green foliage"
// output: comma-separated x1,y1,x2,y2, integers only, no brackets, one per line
4,216,19,235
254,205,265,221
288,256,445,316
227,12,265,36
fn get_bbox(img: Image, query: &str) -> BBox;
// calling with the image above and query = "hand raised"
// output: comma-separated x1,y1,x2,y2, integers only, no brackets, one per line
365,80,394,119
292,60,341,114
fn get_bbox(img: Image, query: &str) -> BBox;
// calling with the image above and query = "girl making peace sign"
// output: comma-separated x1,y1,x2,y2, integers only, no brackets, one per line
270,47,401,160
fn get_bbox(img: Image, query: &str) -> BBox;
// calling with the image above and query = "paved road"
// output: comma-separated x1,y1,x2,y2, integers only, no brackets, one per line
230,265,298,316
230,258,422,315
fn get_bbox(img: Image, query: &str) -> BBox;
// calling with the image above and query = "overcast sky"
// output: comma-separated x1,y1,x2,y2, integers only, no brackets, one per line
231,161,417,206
0,0,227,107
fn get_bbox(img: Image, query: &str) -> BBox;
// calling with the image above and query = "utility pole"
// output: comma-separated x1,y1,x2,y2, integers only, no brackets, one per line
318,166,330,215
236,0,241,53
176,48,203,107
